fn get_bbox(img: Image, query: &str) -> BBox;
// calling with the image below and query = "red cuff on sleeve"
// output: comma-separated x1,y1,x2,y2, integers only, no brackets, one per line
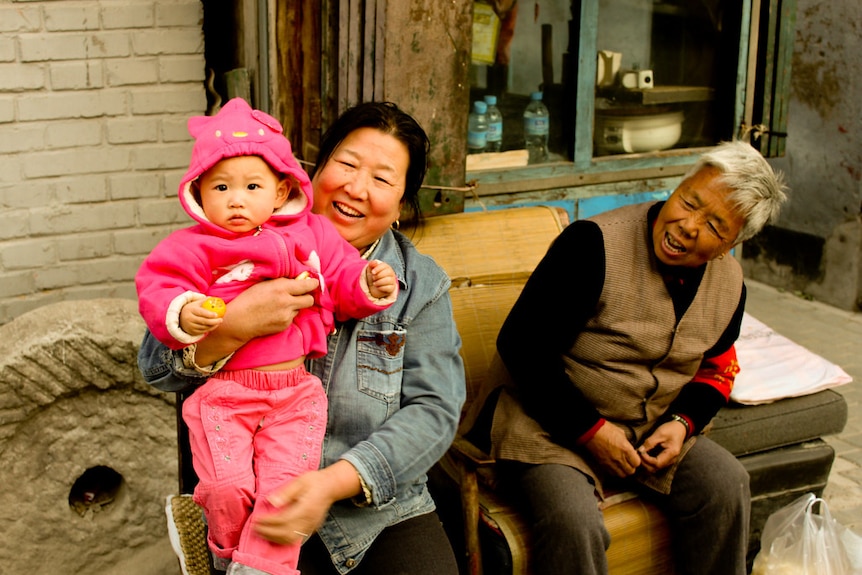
673,413,694,439
577,418,606,445
691,345,740,401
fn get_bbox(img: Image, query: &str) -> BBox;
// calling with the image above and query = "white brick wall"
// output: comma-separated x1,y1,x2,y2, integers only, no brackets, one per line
0,0,206,325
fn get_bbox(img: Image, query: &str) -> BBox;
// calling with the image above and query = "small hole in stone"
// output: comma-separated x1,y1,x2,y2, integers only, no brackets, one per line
68,465,124,517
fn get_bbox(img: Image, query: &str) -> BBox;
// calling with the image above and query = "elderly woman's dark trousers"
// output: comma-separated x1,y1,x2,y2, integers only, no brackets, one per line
505,436,750,575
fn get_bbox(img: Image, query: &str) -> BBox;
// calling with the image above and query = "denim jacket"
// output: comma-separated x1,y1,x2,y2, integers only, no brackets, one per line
137,228,466,574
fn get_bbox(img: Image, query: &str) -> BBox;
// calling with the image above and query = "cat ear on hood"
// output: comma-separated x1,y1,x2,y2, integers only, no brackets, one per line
187,113,213,138
251,109,283,134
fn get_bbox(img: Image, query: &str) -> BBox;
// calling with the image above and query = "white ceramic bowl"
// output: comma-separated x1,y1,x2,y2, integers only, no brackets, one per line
595,110,684,154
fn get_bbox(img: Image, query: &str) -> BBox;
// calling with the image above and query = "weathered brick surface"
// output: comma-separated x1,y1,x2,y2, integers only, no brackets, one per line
0,210,30,241
49,60,105,90
0,0,205,326
102,3,156,30
0,37,14,62
0,6,41,34
0,97,14,123
0,123,44,154
108,172,162,200
105,57,160,85
43,4,101,31
0,63,45,90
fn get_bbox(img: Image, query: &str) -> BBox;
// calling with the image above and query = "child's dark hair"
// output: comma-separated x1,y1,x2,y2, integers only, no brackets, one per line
190,179,202,207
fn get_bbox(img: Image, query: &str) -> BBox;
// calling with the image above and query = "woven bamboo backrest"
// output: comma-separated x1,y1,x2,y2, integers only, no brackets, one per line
413,206,568,413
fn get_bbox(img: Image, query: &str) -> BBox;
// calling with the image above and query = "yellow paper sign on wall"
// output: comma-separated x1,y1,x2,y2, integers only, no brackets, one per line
472,3,500,65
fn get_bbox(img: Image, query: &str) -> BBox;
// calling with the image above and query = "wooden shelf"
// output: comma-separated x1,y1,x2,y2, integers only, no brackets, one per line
597,85,715,105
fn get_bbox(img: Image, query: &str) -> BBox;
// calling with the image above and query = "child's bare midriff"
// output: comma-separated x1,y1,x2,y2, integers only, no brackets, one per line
256,355,307,371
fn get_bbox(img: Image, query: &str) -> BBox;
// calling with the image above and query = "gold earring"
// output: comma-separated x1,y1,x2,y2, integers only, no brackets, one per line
392,220,400,230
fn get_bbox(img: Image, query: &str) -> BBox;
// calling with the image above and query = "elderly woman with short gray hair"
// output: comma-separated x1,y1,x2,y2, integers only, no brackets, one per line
462,140,788,575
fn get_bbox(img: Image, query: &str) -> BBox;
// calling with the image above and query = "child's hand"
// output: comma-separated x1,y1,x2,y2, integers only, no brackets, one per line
365,260,397,300
180,297,225,336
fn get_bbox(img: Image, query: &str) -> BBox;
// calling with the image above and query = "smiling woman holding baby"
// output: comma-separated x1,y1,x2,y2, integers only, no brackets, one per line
138,101,465,575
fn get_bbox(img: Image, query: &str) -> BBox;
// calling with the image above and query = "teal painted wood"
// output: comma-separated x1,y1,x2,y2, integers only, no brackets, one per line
574,0,599,169
462,188,674,223
760,0,779,153
760,0,797,157
735,0,753,134
577,190,672,220
767,0,796,157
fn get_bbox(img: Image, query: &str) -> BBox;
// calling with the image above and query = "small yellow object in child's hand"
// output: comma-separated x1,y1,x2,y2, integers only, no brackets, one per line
201,296,226,318
295,271,311,280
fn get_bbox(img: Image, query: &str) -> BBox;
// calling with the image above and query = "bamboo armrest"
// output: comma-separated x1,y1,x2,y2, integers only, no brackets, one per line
449,436,496,468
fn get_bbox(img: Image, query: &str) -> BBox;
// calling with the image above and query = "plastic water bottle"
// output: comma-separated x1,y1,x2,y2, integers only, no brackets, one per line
484,95,503,153
523,91,549,163
467,100,488,155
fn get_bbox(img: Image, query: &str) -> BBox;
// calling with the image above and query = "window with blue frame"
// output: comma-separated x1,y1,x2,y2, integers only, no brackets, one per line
468,0,794,171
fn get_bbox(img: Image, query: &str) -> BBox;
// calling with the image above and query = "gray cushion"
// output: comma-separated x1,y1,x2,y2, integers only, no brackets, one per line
708,389,848,456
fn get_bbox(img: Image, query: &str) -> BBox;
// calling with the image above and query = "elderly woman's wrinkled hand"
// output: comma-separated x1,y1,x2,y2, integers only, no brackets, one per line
637,421,686,473
584,422,643,478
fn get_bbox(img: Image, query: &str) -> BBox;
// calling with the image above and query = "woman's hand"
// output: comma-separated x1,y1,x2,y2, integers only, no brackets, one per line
584,423,642,478
193,276,318,365
637,420,686,473
253,460,363,545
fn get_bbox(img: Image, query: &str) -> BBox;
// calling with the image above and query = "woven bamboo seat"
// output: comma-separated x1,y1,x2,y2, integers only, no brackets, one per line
418,206,674,575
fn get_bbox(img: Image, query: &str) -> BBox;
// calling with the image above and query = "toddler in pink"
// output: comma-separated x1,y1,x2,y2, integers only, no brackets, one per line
135,98,397,575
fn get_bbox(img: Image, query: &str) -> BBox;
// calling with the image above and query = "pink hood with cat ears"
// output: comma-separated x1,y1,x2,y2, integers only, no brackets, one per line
178,97,313,231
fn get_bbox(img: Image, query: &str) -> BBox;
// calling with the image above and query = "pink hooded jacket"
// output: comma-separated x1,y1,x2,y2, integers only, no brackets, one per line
135,98,396,369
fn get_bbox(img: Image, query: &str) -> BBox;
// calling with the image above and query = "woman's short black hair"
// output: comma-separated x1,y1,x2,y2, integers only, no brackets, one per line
310,102,430,225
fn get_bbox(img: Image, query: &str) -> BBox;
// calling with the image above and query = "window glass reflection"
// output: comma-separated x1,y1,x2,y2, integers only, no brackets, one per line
469,0,738,166
594,0,735,156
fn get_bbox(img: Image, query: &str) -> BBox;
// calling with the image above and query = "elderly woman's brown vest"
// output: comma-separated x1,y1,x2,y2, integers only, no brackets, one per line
565,202,743,439
486,202,743,494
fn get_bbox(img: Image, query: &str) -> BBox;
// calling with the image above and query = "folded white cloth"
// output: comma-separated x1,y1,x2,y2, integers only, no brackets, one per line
731,313,852,405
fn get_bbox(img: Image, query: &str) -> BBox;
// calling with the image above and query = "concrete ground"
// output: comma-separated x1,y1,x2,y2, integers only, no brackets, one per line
745,279,862,533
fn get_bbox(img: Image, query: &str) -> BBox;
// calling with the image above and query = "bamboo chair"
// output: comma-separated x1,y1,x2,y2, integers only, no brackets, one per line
417,206,674,575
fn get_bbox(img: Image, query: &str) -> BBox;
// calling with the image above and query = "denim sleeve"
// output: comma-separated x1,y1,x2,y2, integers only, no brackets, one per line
137,329,208,392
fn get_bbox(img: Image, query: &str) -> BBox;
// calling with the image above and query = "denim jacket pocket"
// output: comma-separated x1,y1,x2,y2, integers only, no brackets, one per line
355,329,406,402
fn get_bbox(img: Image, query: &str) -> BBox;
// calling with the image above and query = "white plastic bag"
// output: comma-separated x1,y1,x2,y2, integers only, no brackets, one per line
843,526,862,573
752,493,855,575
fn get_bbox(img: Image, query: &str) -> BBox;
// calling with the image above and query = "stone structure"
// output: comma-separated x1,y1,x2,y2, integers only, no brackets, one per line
0,298,179,574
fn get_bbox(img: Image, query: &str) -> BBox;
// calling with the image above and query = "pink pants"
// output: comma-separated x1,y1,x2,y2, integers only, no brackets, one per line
182,366,327,575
